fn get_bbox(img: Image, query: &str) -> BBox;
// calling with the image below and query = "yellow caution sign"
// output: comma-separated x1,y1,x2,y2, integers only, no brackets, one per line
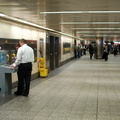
39,57,45,68
39,57,48,77
40,68,48,77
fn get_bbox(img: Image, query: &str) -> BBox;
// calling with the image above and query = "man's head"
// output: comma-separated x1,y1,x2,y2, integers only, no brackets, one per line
19,39,26,46
15,43,20,51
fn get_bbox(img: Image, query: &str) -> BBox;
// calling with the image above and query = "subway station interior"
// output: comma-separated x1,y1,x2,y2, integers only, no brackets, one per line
0,0,120,120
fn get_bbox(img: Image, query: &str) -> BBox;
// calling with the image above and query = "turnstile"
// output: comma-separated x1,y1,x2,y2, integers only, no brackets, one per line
0,65,18,96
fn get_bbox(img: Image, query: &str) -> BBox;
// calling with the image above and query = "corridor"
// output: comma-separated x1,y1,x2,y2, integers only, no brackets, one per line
0,54,120,120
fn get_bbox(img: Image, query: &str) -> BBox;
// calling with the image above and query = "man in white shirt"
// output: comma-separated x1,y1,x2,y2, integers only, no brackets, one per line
10,39,34,96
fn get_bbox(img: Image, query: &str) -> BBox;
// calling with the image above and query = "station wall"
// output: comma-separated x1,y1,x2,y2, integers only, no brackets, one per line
0,19,75,86
0,20,46,84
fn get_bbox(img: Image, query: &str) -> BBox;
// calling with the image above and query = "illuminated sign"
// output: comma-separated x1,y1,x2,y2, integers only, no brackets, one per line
63,42,71,54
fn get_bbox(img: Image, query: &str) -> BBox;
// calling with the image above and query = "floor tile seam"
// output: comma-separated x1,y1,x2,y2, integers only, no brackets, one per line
4,111,37,119
113,85,120,102
30,79,66,97
103,84,114,119
106,78,120,117
97,77,113,119
65,80,89,120
82,78,98,120
11,80,70,111
68,80,95,117
36,84,77,120
22,85,68,117
30,80,60,93
94,75,100,120
109,73,120,100
45,87,82,119
0,110,14,120
30,80,72,104
2,113,26,120
38,79,74,102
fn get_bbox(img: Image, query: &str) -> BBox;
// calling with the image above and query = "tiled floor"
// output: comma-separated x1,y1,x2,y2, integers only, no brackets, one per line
0,53,120,120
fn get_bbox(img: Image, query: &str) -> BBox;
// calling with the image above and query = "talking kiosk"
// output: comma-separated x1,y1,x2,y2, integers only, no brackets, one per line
0,50,17,96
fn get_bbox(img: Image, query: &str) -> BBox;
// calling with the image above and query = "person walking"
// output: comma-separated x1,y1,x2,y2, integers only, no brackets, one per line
93,45,97,59
103,46,108,61
113,45,117,56
74,45,77,58
10,39,34,96
77,44,81,58
88,44,94,59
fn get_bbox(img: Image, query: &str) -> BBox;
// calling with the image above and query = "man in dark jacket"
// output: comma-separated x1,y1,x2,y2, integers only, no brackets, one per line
89,44,94,59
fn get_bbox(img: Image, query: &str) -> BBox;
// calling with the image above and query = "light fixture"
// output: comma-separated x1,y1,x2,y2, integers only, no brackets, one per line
71,28,120,30
83,35,120,37
61,22,120,24
76,31,120,33
0,13,5,17
0,13,80,39
40,11,120,14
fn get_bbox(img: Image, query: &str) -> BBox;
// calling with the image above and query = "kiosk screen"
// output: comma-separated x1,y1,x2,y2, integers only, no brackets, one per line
0,50,6,65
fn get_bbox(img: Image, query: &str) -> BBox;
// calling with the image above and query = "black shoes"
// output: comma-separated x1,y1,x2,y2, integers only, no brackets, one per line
22,93,28,97
14,91,28,97
14,92,22,96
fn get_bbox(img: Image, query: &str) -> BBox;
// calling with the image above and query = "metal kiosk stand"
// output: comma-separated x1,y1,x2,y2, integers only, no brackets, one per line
0,65,17,96
0,50,18,96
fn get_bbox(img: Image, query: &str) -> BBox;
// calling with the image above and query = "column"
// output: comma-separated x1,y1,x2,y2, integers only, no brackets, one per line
96,37,103,59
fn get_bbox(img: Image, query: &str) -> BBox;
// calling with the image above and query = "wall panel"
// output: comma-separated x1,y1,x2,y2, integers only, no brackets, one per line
0,20,46,84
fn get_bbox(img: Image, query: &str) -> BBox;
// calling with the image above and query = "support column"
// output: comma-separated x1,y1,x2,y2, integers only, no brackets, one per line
96,37,103,59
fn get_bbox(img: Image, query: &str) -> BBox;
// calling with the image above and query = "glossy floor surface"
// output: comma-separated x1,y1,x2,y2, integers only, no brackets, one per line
0,53,120,120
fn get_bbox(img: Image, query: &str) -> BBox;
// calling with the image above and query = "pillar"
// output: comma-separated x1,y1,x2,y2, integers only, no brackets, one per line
96,37,103,59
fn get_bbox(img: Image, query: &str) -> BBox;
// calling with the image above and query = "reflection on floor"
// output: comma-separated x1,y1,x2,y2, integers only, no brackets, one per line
0,54,120,120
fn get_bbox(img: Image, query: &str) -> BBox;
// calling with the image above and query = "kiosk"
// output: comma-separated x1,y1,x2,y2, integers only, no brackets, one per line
0,50,17,96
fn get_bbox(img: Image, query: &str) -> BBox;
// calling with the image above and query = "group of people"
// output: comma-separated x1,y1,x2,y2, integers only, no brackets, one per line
10,39,34,97
74,44,87,58
102,44,120,61
88,44,119,61
113,45,120,56
88,44,108,61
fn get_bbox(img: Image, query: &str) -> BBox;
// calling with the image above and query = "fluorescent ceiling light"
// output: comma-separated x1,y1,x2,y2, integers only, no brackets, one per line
0,13,6,17
71,28,120,30
83,35,119,37
40,11,120,14
76,31,120,33
61,22,120,24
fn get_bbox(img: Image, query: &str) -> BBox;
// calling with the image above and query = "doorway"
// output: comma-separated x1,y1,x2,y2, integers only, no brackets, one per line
49,36,59,70
55,37,59,68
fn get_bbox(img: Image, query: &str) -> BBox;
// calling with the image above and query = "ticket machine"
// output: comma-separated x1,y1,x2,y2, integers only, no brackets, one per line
0,50,17,96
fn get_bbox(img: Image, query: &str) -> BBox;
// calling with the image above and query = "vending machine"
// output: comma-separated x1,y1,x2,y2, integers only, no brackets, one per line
0,50,17,96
